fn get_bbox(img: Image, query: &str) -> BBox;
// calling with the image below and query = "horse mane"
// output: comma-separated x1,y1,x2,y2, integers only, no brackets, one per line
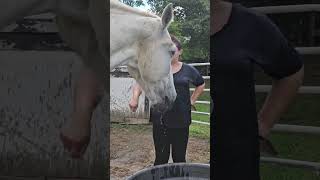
111,0,159,18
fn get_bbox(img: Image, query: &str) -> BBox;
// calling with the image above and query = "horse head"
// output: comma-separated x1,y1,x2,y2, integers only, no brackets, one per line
126,3,177,113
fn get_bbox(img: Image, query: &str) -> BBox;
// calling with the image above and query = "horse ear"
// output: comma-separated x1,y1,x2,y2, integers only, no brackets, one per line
161,3,174,30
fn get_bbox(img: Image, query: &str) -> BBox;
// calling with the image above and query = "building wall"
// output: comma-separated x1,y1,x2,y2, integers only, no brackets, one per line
110,77,149,123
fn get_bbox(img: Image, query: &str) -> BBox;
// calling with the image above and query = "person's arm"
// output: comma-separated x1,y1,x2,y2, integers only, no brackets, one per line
252,13,304,138
189,65,206,108
190,83,206,106
258,66,304,138
129,82,143,112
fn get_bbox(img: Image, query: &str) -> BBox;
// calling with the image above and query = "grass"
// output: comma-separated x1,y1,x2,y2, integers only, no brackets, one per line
189,123,210,139
190,89,210,139
256,94,320,180
261,165,320,180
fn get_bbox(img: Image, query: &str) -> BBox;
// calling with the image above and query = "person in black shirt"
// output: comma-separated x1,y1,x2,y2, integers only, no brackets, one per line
211,1,304,179
129,35,206,165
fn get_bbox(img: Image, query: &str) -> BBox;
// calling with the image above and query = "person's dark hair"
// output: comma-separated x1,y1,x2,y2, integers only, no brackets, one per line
170,35,182,51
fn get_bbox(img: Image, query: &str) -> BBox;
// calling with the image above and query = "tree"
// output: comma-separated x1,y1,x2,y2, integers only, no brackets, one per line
120,0,144,7
146,0,210,61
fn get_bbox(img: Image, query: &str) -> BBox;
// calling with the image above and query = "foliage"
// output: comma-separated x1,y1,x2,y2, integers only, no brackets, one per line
119,0,145,7
146,0,210,61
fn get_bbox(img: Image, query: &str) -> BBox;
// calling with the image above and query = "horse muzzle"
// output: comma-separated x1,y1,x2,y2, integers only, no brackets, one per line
151,95,175,113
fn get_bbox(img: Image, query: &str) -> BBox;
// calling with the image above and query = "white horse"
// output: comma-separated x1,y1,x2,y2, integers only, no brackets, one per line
110,0,177,111
0,0,177,111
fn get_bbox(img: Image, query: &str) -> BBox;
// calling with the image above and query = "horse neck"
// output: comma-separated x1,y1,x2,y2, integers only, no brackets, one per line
110,0,160,43
111,0,158,18
110,13,160,70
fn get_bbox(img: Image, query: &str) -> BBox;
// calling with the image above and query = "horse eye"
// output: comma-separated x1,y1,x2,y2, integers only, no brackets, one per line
169,50,175,56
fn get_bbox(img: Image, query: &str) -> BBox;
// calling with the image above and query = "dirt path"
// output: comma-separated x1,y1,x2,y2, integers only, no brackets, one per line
110,124,210,179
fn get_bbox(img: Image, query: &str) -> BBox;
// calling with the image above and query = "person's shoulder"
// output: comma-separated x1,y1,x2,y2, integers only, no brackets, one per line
235,3,280,34
234,3,272,26
183,63,201,73
183,63,195,70
183,62,191,68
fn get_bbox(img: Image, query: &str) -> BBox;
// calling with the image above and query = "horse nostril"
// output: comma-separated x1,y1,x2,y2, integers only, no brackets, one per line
164,96,169,104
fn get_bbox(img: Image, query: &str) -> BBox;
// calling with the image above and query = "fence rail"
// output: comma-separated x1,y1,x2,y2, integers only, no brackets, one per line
256,85,320,94
251,4,320,14
191,111,210,116
189,122,320,133
190,88,210,92
260,157,320,172
188,62,210,66
195,100,210,105
203,76,210,80
272,124,320,135
191,120,210,125
115,62,210,70
296,47,320,55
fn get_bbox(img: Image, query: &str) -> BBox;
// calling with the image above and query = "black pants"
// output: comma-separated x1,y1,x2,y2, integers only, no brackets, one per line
152,123,189,166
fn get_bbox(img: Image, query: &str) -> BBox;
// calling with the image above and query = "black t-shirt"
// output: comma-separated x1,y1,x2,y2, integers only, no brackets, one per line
151,63,205,128
211,4,303,180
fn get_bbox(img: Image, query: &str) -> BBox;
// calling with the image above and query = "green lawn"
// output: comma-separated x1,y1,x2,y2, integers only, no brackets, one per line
261,165,320,180
190,90,210,139
256,94,320,180
190,123,210,139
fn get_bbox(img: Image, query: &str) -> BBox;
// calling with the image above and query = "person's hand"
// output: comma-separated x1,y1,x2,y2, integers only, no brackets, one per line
129,98,139,112
190,98,196,106
190,98,196,111
259,135,278,156
258,119,278,156
258,120,270,138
